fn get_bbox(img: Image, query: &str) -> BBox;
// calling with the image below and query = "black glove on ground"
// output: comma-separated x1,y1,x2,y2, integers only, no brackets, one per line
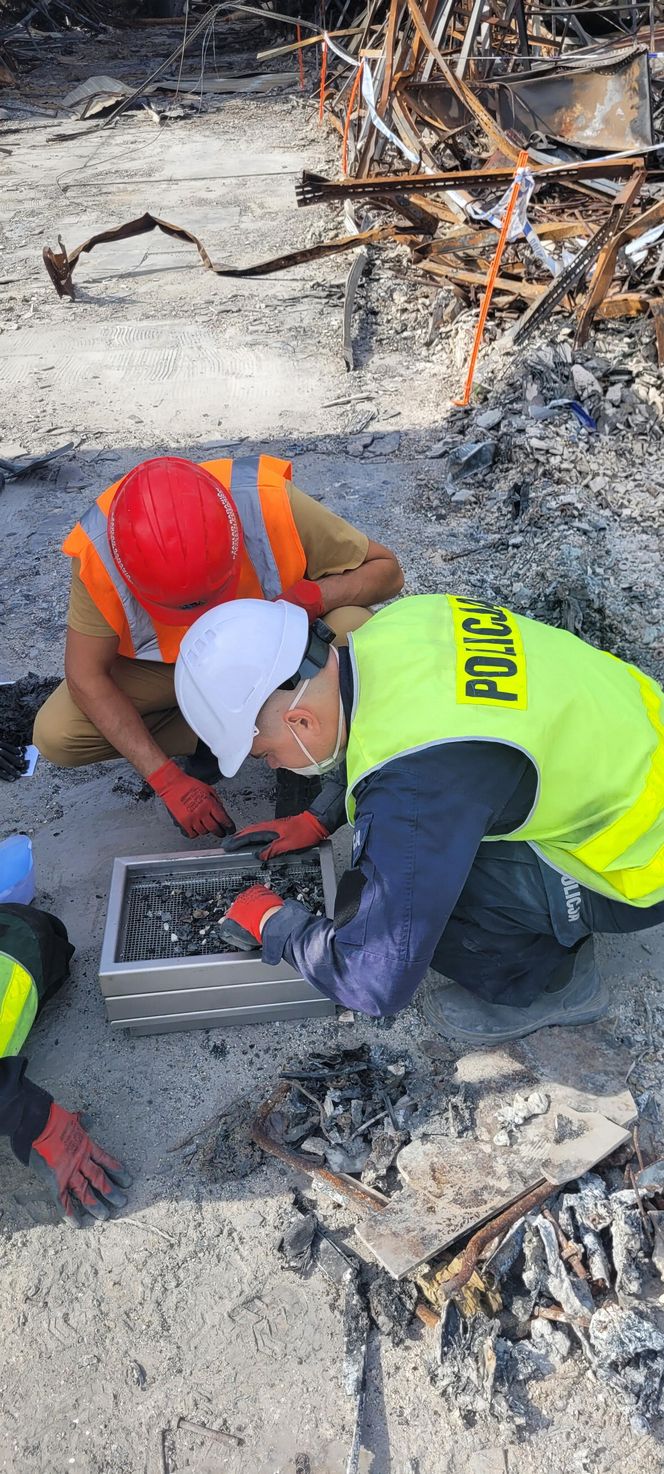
0,741,28,781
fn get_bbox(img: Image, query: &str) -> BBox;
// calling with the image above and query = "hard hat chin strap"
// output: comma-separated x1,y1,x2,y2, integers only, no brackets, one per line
279,618,335,691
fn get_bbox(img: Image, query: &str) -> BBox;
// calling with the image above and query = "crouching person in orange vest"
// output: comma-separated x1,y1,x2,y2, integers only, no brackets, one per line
34,455,403,837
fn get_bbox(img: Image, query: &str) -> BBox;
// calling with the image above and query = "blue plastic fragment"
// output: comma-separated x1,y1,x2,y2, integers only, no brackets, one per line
567,400,597,430
529,397,597,431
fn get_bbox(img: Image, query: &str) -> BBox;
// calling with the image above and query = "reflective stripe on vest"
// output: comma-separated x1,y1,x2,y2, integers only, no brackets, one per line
79,501,160,659
345,594,664,907
63,456,306,662
230,457,282,601
569,667,664,898
0,952,38,1056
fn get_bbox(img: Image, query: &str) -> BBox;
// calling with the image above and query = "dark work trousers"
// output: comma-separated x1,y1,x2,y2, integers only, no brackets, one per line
430,840,664,1008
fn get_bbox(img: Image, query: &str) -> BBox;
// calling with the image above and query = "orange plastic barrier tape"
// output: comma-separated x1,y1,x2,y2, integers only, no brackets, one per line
454,149,529,407
342,60,363,177
318,39,328,122
297,25,305,91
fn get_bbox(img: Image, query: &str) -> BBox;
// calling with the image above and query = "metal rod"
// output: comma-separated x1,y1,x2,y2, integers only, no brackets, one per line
177,1418,244,1448
440,1181,555,1297
251,1083,390,1210
456,0,488,77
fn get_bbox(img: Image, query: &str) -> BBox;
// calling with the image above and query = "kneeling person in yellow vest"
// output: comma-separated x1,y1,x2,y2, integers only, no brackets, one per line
33,456,403,838
1,904,131,1224
172,595,664,1044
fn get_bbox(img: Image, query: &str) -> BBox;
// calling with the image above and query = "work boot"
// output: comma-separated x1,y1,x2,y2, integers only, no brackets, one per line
419,939,609,1044
183,739,221,785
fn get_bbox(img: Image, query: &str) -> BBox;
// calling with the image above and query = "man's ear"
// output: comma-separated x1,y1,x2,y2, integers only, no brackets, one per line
284,706,320,735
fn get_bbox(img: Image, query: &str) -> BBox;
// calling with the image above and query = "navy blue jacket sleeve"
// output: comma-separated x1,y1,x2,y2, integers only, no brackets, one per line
0,1057,52,1164
262,742,534,1015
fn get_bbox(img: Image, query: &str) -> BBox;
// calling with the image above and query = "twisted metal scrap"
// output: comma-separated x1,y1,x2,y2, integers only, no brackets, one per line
42,213,420,300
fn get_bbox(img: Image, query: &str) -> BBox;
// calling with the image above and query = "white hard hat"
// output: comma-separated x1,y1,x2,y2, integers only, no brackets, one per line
175,598,310,776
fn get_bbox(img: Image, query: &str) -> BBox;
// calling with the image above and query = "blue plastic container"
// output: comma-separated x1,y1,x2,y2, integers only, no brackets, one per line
0,835,36,906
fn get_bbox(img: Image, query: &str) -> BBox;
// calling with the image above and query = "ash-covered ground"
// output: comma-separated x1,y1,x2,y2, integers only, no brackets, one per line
1,15,664,1474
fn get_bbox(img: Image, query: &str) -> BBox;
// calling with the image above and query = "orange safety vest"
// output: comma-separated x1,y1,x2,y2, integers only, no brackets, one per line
62,456,307,663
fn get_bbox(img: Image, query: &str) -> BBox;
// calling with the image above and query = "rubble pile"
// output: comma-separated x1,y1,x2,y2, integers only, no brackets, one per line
428,1169,664,1431
273,1042,477,1183
399,322,664,682
17,1,664,371
297,0,664,362
0,0,109,78
0,673,59,747
276,1150,664,1430
269,1049,664,1431
275,1043,420,1185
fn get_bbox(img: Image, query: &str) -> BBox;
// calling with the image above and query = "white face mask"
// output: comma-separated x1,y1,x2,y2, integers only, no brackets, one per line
282,648,345,777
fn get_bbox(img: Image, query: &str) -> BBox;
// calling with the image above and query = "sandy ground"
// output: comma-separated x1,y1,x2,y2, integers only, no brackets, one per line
1,19,664,1474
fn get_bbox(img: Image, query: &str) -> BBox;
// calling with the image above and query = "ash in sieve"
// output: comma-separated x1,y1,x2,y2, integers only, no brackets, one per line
141,863,325,959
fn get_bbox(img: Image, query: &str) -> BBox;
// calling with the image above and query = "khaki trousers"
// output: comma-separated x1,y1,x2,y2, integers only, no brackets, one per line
33,605,372,768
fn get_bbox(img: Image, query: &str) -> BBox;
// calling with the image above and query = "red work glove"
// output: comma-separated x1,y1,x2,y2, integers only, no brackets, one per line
147,758,234,839
218,884,284,951
278,578,325,623
223,810,329,861
29,1104,132,1228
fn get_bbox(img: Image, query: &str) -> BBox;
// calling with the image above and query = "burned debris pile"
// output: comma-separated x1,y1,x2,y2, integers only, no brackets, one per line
274,1043,419,1183
0,673,59,748
259,1043,664,1429
0,0,109,81
13,0,664,377
428,1169,664,1430
282,0,664,362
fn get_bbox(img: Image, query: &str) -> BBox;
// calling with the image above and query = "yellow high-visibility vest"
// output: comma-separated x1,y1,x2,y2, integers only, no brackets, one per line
345,594,664,906
0,952,37,1056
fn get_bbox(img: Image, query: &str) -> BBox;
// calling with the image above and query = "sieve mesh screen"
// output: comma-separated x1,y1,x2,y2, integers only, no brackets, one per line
118,859,324,963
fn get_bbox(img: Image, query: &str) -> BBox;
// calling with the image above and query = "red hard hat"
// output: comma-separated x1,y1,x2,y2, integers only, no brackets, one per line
107,457,243,626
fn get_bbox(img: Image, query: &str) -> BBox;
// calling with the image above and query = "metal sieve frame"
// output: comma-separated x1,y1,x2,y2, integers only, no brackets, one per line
99,844,337,1033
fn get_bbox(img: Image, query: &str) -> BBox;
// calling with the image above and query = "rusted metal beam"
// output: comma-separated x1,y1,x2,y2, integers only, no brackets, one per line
651,302,664,365
504,0,530,65
511,172,644,345
379,0,402,112
455,0,488,79
421,0,458,82
574,172,651,346
296,156,647,207
406,0,522,158
419,257,546,301
596,292,658,320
